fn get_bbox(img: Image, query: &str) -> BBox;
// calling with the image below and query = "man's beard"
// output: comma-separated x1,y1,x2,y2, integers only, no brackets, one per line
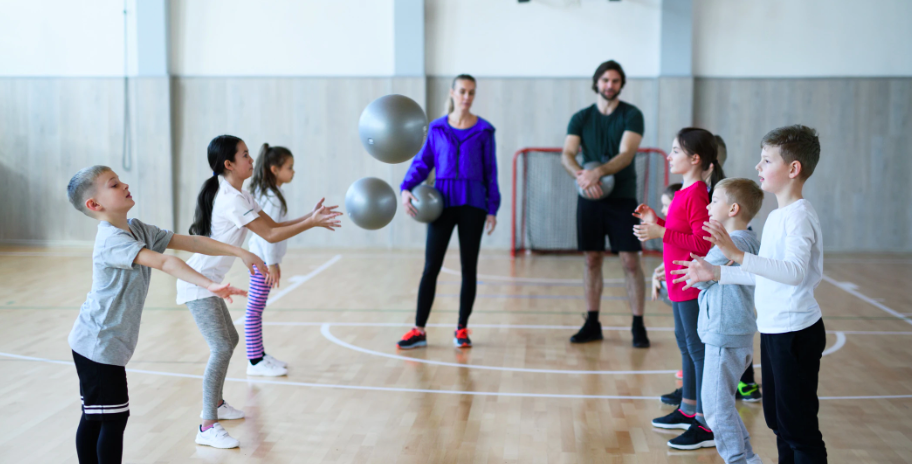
600,88,621,101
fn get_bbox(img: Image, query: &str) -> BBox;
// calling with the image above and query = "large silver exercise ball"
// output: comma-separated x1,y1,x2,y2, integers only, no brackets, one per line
358,94,428,164
345,177,398,230
577,161,615,200
410,184,444,223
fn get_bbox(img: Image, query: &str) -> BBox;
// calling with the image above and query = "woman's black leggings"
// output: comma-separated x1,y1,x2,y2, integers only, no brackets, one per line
76,415,128,463
416,205,487,328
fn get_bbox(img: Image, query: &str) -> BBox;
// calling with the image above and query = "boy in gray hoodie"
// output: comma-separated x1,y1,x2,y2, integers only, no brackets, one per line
681,178,764,463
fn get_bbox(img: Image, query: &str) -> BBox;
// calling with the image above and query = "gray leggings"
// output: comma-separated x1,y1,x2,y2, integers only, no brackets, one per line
187,297,239,421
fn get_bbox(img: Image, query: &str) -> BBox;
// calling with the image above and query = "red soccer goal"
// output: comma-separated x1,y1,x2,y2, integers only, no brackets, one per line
511,147,669,257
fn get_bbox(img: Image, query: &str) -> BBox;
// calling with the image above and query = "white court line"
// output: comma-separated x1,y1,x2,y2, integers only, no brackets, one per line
232,255,341,324
0,350,906,401
822,274,912,327
319,323,845,375
822,332,846,356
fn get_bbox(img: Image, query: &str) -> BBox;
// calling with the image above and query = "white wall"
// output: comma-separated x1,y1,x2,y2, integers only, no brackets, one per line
425,0,662,77
0,0,125,77
170,0,396,76
694,0,912,77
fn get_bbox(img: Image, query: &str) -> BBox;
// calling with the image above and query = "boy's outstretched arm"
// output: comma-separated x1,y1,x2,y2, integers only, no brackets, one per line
133,249,247,303
167,234,268,277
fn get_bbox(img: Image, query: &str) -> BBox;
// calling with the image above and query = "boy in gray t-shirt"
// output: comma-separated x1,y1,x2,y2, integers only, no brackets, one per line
66,166,267,463
673,178,764,464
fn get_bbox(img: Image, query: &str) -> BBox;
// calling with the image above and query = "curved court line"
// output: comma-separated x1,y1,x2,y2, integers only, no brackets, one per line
320,324,845,375
822,331,846,356
232,254,341,324
320,323,677,375
0,350,906,401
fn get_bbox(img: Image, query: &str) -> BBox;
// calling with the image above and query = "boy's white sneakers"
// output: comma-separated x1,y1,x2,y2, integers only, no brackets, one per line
263,354,287,368
200,400,245,420
195,423,239,449
247,358,287,377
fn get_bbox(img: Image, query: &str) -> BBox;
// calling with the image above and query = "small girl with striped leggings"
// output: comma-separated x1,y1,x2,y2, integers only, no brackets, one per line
245,144,296,376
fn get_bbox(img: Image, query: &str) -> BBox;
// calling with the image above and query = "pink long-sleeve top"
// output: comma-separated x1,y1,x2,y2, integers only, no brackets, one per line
658,181,712,302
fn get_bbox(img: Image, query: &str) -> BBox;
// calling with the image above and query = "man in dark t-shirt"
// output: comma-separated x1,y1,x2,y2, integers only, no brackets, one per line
561,60,649,348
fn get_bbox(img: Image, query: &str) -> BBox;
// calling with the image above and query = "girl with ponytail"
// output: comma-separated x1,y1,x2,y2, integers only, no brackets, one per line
177,135,342,449
631,127,722,448
244,143,300,376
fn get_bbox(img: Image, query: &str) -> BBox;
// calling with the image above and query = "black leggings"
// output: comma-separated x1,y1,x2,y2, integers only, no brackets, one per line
416,205,487,328
76,415,128,463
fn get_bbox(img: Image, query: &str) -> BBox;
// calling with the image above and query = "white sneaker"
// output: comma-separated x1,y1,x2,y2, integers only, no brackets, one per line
247,359,287,377
201,400,245,420
195,423,239,449
263,354,287,368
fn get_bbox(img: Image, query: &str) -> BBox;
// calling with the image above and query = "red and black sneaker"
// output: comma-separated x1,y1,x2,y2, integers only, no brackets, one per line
397,328,427,349
453,328,472,348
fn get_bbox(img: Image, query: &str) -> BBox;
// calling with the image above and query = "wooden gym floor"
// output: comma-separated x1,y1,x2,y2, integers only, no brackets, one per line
0,248,910,463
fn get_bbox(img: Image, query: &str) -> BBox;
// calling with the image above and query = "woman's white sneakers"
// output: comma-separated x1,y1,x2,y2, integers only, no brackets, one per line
200,400,246,420
195,423,239,449
246,358,287,376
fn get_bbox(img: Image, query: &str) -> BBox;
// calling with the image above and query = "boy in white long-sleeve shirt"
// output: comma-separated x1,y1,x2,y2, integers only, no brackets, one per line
674,125,827,463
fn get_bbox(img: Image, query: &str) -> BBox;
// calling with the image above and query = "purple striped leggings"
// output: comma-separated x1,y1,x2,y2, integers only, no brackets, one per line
244,270,271,360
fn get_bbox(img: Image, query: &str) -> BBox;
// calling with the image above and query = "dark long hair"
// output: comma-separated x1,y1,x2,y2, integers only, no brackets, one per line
676,127,725,193
249,143,293,216
189,135,243,237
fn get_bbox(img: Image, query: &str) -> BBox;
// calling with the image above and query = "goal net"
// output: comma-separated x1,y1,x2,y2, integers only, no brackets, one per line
511,148,669,257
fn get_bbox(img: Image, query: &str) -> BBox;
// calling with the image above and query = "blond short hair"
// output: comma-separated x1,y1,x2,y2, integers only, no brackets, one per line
715,178,763,222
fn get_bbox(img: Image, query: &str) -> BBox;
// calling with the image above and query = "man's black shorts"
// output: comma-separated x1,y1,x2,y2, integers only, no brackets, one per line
576,196,642,253
73,350,130,421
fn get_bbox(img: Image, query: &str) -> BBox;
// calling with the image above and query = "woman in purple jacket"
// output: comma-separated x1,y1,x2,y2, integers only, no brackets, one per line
397,74,500,350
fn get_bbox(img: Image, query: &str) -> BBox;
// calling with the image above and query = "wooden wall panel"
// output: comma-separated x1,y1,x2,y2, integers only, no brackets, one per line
0,78,173,244
694,78,912,251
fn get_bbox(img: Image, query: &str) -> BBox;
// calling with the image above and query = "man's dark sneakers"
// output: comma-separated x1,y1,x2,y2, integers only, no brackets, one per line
660,387,682,406
737,382,762,402
570,318,603,343
397,328,427,349
667,423,716,450
651,408,696,430
632,323,650,348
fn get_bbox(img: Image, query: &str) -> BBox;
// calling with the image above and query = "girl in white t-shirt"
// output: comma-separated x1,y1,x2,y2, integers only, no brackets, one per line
178,135,342,449
244,144,302,376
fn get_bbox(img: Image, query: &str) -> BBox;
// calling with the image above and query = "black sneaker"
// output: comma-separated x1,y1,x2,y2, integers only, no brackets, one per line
397,328,427,349
667,423,716,450
737,382,762,402
570,317,603,344
660,387,682,406
651,408,695,430
453,328,472,348
632,324,650,348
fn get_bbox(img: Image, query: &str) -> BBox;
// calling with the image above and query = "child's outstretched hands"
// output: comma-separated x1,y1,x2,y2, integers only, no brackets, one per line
207,282,248,303
312,202,343,231
265,264,281,288
240,251,269,280
632,204,658,224
633,222,665,242
703,219,744,263
670,253,716,290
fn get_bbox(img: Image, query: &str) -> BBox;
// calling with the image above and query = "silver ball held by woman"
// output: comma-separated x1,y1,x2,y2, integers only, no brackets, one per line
409,184,444,223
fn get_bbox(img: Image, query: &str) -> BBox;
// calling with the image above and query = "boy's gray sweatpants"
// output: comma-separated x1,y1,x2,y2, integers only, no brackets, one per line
186,297,239,421
702,344,758,464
